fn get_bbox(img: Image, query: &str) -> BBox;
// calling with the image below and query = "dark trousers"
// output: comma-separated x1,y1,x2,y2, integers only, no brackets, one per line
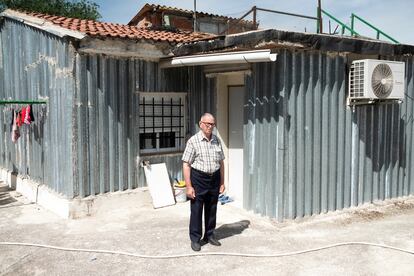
189,168,221,242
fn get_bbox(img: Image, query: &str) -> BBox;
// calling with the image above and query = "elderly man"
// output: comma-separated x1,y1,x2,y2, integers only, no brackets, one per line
182,113,225,251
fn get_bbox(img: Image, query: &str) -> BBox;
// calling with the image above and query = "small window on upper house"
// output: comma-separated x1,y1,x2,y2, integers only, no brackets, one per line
163,15,171,27
139,92,186,154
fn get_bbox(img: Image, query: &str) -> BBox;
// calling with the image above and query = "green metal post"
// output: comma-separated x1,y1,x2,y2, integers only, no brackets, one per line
352,13,399,43
321,9,359,36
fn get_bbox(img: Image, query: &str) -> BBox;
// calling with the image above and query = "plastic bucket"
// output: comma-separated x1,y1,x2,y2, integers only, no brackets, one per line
174,187,187,203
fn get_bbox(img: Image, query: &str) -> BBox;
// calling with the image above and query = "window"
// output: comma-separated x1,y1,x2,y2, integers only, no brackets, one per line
139,92,186,154
163,15,171,27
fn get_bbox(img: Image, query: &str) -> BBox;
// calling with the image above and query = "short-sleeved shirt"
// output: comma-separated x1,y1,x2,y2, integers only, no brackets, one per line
182,131,225,174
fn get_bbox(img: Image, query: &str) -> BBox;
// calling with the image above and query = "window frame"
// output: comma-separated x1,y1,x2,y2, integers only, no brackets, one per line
138,92,187,155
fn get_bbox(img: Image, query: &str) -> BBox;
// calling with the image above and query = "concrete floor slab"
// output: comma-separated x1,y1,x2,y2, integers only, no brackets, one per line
0,181,413,275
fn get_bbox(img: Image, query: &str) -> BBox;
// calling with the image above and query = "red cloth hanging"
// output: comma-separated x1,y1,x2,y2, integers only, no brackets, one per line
23,105,32,124
18,105,33,126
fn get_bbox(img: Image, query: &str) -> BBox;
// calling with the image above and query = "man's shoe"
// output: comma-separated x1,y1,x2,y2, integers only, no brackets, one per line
205,236,221,246
191,241,201,251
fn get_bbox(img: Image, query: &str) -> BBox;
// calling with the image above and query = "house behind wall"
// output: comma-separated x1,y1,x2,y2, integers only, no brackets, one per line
128,3,256,34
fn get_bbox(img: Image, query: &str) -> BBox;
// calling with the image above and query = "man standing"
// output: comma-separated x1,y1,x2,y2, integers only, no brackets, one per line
182,113,225,251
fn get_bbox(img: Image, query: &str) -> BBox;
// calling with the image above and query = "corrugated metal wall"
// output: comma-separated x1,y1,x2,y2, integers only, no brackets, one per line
188,66,217,132
244,49,414,221
0,19,75,196
0,18,197,198
73,55,191,197
4,16,412,215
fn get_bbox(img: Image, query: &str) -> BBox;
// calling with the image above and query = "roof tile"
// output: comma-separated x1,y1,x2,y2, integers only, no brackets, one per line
17,10,215,43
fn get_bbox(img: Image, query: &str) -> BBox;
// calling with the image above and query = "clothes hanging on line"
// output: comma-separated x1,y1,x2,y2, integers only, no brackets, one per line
16,105,34,127
10,105,35,143
11,110,20,143
16,109,23,127
26,105,32,124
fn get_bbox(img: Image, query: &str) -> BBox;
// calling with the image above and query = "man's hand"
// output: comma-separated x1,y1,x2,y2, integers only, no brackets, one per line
219,184,225,194
187,186,195,199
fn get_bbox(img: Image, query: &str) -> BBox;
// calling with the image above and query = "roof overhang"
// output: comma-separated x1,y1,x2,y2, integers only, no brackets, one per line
160,49,277,68
0,9,86,40
173,29,414,57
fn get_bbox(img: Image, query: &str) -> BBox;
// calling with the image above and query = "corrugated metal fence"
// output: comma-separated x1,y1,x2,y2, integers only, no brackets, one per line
244,49,414,221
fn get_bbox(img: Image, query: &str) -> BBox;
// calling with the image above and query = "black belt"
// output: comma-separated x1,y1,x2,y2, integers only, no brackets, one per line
191,167,219,177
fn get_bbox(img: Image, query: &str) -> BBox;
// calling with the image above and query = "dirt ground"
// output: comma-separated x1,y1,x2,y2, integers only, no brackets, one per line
0,181,413,276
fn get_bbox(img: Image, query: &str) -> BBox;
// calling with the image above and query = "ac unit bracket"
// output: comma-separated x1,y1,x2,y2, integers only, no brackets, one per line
347,97,403,107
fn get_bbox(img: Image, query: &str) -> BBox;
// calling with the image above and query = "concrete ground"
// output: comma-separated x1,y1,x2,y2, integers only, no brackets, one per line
0,181,413,276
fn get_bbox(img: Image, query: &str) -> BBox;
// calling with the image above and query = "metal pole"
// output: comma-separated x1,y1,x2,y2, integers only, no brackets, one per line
351,13,354,33
253,6,257,29
317,0,322,33
256,7,317,20
322,9,360,36
353,13,399,43
219,7,255,35
193,0,197,32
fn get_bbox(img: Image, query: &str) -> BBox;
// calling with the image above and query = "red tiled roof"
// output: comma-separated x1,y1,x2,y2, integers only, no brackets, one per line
16,10,216,43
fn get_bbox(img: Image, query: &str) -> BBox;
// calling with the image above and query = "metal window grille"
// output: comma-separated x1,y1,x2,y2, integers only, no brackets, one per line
139,93,186,154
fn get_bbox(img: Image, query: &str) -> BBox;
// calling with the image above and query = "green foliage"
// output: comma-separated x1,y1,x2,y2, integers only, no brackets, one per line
0,0,101,20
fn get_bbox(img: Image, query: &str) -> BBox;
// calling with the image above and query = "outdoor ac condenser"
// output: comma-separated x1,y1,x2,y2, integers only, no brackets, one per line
349,59,405,100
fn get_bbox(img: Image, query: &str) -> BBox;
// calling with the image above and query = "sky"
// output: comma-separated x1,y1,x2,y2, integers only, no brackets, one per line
94,0,414,46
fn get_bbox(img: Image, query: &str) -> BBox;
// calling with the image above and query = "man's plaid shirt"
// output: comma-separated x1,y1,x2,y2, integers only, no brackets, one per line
182,131,225,174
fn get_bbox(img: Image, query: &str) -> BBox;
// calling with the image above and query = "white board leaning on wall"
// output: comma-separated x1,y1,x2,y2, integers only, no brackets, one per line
143,163,176,208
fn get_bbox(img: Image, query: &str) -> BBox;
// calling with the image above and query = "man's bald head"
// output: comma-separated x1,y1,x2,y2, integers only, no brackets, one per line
200,113,215,122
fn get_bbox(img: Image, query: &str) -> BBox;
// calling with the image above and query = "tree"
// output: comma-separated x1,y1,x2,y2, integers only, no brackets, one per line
0,0,101,20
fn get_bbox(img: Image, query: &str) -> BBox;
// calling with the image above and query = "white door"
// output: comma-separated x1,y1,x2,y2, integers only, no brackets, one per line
228,86,244,207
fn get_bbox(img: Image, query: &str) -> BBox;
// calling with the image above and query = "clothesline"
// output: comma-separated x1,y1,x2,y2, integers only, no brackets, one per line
0,100,47,105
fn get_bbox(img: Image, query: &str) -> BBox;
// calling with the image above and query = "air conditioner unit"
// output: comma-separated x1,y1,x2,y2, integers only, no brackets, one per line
349,59,405,101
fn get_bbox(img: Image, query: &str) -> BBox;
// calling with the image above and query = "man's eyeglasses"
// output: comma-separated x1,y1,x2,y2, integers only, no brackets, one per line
201,121,215,127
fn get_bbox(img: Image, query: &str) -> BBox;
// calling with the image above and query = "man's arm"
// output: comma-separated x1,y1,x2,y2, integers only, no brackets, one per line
183,162,195,199
219,160,225,194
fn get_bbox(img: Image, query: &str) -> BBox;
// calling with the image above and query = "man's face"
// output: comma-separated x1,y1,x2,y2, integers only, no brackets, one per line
199,116,215,137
